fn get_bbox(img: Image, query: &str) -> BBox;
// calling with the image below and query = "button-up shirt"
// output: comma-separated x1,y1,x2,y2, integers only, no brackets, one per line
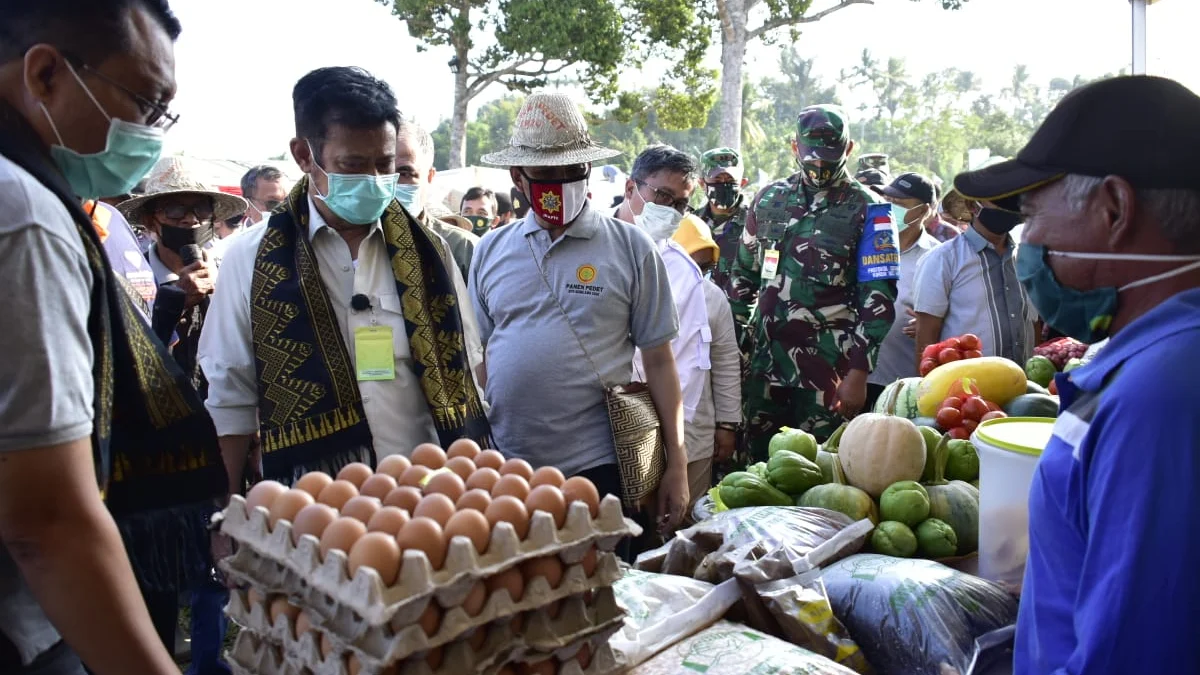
198,195,484,459
685,279,742,462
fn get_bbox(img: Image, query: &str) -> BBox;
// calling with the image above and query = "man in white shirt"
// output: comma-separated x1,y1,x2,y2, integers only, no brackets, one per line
199,67,489,491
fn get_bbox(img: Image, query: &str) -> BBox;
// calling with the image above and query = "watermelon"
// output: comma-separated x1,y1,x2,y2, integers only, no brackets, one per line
873,377,922,419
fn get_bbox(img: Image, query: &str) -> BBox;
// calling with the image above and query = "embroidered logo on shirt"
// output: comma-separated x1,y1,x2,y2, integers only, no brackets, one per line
576,264,596,284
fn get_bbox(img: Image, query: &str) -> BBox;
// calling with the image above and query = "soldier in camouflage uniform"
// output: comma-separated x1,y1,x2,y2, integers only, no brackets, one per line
729,104,899,460
695,148,750,294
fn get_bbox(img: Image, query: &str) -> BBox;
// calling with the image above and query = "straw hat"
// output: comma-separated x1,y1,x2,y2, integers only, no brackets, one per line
117,156,248,223
481,92,621,167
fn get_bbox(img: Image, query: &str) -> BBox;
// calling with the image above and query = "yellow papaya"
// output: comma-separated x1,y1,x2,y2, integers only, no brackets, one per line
916,357,1027,417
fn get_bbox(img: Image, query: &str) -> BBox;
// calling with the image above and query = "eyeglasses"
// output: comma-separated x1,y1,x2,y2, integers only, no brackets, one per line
73,59,179,130
635,180,690,213
259,199,282,211
156,203,214,220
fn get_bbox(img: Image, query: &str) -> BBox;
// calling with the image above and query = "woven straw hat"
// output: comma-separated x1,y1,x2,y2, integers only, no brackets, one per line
117,156,249,223
481,92,621,167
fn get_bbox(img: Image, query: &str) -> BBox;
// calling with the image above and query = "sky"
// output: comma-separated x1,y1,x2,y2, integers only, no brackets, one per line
163,0,1199,168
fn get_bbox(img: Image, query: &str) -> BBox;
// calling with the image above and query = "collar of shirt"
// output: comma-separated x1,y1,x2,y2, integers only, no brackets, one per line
306,194,382,242
147,243,178,285
963,224,1012,254
519,200,598,239
1069,286,1200,392
903,230,939,255
659,238,702,275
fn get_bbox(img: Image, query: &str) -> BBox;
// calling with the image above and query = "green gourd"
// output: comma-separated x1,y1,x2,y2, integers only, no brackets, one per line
923,433,980,554
798,454,878,524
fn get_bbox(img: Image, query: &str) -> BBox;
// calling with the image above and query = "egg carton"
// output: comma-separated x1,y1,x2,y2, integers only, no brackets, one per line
225,558,623,667
218,492,638,626
485,631,625,675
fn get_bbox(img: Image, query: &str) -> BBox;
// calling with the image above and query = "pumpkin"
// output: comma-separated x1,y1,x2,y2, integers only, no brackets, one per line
814,450,837,484
916,357,1027,417
873,377,922,418
837,411,926,499
798,457,878,524
924,433,981,554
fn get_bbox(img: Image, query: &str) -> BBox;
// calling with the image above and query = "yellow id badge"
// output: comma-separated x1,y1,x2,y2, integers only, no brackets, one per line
354,325,395,381
761,248,781,280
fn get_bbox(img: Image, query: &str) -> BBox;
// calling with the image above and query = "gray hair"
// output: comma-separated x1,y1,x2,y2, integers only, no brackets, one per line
240,165,283,201
397,118,435,171
1062,173,1200,253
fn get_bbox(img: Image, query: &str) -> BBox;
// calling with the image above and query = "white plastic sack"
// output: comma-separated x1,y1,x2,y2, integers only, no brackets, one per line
610,569,740,668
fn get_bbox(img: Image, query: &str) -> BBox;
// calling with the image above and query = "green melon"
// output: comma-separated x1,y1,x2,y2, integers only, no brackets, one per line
873,377,922,419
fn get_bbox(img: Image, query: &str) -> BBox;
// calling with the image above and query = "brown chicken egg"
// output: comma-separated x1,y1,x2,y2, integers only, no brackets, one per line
291,503,339,545
359,473,398,500
545,599,563,619
294,610,312,639
444,509,490,554
366,506,410,536
410,443,447,470
319,633,334,658
426,646,445,670
461,580,487,617
245,480,287,512
399,465,433,489
562,476,601,518
347,654,362,675
444,456,477,482
529,466,566,489
576,643,593,669
521,555,564,589
491,474,531,501
336,462,374,488
319,516,366,559
456,488,492,513
499,458,534,481
418,600,442,636
348,532,402,585
268,489,314,529
518,659,556,675
247,586,266,607
375,454,412,480
446,438,482,460
424,470,466,502
269,596,300,625
293,472,333,499
474,449,505,471
465,467,501,493
340,496,381,524
317,480,359,511
485,567,525,603
524,485,567,529
485,495,530,540
382,485,423,513
467,626,489,651
580,546,598,576
397,517,447,570
413,493,456,527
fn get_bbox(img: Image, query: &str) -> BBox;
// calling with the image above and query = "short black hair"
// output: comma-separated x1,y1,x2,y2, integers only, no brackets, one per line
293,67,400,162
494,191,513,216
630,144,697,183
0,0,182,64
461,186,496,212
240,165,283,201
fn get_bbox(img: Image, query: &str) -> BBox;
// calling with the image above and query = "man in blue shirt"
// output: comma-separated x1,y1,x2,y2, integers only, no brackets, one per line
956,75,1200,674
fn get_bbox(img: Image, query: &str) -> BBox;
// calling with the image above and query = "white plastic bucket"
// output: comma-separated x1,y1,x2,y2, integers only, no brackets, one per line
972,417,1055,591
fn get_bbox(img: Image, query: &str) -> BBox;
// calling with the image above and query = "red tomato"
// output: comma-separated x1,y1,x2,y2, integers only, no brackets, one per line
936,407,964,429
919,358,939,377
961,349,984,359
959,334,982,351
922,344,941,361
937,348,962,364
1049,379,1058,395
943,337,962,350
947,378,981,400
981,411,1008,422
962,419,979,434
949,426,972,440
961,396,989,422
940,396,964,411
984,400,1001,413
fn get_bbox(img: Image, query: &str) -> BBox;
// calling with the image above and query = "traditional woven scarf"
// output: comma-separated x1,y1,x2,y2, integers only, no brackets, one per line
0,106,226,591
251,178,490,480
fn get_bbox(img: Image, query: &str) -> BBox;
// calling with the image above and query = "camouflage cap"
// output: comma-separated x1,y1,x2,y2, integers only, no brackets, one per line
795,104,850,162
700,147,744,181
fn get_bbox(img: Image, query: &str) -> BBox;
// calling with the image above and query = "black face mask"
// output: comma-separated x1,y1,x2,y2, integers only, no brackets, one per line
977,207,1023,235
464,215,491,236
159,223,214,253
706,182,740,210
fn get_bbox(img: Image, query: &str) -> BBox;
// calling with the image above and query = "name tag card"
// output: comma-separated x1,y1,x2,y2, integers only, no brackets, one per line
762,248,781,280
355,325,395,381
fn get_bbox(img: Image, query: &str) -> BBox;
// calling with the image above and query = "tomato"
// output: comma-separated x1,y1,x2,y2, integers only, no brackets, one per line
961,396,990,422
981,411,1008,422
936,407,964,429
959,333,982,351
942,337,962,350
919,358,939,377
940,396,963,411
937,348,962,364
962,419,979,434
922,344,941,361
985,400,1001,413
947,378,981,400
1049,379,1058,395
961,349,983,359
949,426,972,440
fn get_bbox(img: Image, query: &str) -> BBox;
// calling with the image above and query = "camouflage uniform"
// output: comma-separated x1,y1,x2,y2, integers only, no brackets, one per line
729,106,898,460
697,148,750,295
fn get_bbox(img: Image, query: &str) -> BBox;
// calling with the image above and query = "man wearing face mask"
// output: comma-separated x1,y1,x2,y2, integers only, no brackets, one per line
911,172,1037,367
470,93,690,534
729,104,898,460
200,66,489,490
955,75,1200,675
866,173,940,409
694,147,750,293
461,186,498,237
238,164,286,227
0,1,228,674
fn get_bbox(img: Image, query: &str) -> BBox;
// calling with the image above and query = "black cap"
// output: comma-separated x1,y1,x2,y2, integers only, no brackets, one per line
879,172,935,204
955,75,1200,212
494,191,513,215
854,168,888,187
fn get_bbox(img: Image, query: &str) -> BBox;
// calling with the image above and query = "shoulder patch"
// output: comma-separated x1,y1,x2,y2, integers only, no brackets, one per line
857,202,900,282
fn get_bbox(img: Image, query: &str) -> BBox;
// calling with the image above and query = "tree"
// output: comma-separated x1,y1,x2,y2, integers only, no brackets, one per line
376,0,707,168
430,95,525,168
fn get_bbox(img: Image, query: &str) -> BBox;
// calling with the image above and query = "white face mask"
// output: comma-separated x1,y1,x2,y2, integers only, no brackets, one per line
633,188,685,241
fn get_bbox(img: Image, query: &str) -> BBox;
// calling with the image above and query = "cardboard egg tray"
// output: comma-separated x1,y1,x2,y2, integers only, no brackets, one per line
484,630,626,675
218,492,639,626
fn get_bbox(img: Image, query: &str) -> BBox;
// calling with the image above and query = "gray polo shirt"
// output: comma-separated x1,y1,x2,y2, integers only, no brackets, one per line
870,230,940,386
469,203,678,476
913,225,1037,364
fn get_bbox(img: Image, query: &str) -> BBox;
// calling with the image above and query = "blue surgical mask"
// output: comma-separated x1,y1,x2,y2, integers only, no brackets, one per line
1017,243,1200,343
890,203,911,232
307,141,398,225
394,183,422,215
42,62,163,198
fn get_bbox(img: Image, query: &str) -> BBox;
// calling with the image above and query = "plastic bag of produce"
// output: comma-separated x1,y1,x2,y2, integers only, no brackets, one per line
820,554,1018,675
628,620,860,675
610,569,741,668
756,569,873,674
635,507,872,584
